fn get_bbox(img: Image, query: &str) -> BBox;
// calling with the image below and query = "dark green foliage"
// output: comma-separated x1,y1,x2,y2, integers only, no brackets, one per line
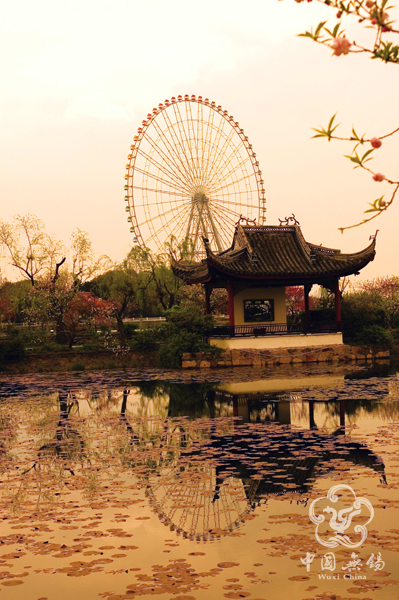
356,324,393,350
341,293,387,344
123,322,139,339
0,339,26,364
157,331,204,368
163,306,214,335
1,280,31,323
130,326,162,351
309,308,335,323
7,325,49,347
69,361,85,371
166,382,217,418
156,307,215,368
292,308,336,331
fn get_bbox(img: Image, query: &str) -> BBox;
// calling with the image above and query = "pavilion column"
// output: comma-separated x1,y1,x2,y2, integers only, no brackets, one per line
304,284,311,333
228,282,235,336
309,400,317,429
334,278,342,331
232,397,239,417
339,399,346,428
204,284,211,315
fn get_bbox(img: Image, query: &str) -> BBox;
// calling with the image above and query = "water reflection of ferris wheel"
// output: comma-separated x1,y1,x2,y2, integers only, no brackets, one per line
146,464,251,541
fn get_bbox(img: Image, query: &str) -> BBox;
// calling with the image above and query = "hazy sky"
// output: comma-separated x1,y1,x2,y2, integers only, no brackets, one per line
1,0,398,281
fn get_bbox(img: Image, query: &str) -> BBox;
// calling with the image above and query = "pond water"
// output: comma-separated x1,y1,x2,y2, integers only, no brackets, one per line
0,363,399,600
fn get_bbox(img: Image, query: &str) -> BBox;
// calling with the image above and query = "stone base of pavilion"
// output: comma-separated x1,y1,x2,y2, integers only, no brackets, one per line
209,332,343,351
182,342,390,369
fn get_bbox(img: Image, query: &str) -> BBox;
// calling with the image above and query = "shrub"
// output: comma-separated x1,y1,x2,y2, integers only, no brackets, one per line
157,331,204,368
155,307,216,368
130,326,162,351
70,361,85,371
163,306,214,336
356,324,393,353
0,339,26,364
124,322,139,339
7,325,48,347
341,293,387,344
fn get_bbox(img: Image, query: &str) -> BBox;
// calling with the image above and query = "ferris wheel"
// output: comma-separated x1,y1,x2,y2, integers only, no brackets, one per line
146,464,251,541
124,94,266,260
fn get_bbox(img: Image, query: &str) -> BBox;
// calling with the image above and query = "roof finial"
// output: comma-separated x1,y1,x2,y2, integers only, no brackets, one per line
235,215,257,226
369,230,379,241
278,213,300,226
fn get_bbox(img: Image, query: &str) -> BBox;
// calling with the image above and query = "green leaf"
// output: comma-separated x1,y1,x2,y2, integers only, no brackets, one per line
315,21,327,37
364,196,385,213
328,113,337,131
360,148,374,163
344,153,361,164
298,31,315,38
332,23,341,37
311,127,328,138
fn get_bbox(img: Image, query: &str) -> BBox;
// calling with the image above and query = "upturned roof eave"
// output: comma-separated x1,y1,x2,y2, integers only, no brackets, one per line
171,230,376,285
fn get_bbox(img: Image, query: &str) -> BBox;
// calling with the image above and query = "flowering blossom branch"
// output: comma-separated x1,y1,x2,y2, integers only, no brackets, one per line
283,0,399,230
312,113,399,231
296,0,399,61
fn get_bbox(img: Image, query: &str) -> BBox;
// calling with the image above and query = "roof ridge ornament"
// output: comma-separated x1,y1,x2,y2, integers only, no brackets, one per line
278,214,300,227
369,230,379,241
235,214,257,227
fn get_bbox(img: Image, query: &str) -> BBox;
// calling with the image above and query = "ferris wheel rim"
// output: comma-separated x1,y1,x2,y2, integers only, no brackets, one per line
124,94,267,258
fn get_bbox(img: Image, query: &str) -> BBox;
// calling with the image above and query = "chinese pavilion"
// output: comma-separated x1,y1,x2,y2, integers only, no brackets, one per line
172,218,377,350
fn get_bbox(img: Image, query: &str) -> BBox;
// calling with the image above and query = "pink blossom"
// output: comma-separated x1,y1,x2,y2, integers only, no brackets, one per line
371,17,377,25
372,173,385,182
371,137,382,149
331,37,351,56
366,0,374,7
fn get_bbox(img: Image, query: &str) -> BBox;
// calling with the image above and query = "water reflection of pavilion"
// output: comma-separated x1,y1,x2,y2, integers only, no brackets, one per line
140,377,386,541
146,420,385,541
212,375,345,427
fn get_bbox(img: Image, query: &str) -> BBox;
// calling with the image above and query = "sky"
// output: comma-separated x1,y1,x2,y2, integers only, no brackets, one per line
1,0,398,282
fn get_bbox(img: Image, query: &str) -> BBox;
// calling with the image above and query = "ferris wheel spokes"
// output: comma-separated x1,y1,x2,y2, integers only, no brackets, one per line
125,95,265,260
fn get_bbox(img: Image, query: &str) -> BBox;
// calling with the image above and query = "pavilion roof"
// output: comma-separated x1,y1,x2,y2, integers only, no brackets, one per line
171,224,376,286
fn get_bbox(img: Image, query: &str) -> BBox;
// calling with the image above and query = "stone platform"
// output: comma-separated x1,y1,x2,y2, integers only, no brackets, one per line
182,345,390,369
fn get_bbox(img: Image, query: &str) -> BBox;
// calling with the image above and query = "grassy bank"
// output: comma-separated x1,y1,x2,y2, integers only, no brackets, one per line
0,348,158,374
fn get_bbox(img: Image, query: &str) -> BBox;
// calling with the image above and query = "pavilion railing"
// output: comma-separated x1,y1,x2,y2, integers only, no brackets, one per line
210,321,340,338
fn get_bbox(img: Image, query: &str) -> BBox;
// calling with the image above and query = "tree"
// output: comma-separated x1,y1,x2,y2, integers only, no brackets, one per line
62,292,114,348
124,245,184,314
0,295,15,324
287,0,399,230
157,306,215,368
341,289,387,342
0,215,108,343
285,285,318,327
149,255,184,311
352,275,399,328
0,214,65,286
176,284,228,315
91,246,155,346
